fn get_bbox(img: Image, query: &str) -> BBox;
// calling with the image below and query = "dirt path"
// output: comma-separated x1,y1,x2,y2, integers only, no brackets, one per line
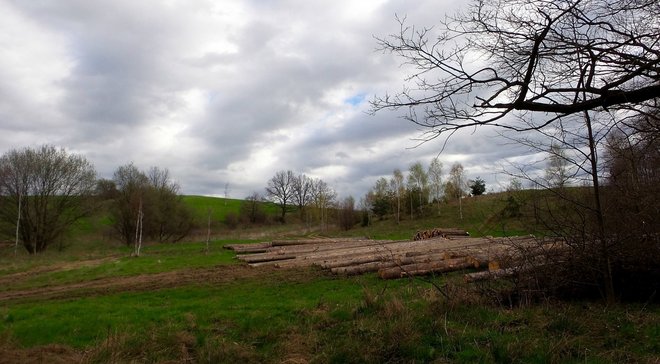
0,264,303,303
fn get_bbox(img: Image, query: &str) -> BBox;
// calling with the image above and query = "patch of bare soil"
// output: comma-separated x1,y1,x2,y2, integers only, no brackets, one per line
0,257,120,288
0,344,83,364
0,264,312,303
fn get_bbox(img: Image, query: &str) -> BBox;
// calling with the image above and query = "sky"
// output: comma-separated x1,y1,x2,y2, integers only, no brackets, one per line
0,0,534,199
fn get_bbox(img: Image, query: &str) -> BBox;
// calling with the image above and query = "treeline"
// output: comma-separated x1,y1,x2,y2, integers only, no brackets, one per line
258,170,356,231
361,158,486,223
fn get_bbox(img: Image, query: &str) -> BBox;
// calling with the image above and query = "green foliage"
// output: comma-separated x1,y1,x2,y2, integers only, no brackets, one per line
469,177,486,196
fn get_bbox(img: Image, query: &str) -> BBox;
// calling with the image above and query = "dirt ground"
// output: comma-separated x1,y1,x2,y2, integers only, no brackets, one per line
0,263,295,303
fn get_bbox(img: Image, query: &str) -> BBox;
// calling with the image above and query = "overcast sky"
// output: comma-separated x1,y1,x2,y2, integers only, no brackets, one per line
1,0,533,199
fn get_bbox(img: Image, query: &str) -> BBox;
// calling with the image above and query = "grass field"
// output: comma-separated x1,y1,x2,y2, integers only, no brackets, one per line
0,194,658,363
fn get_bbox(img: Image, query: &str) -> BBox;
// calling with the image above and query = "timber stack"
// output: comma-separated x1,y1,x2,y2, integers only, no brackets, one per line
413,228,469,240
224,232,564,281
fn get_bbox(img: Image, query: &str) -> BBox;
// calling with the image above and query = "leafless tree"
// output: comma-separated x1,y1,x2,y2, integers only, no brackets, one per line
292,173,314,221
0,145,96,254
240,192,267,224
310,178,336,231
338,196,357,230
372,0,659,140
112,164,191,246
112,163,149,246
265,170,295,223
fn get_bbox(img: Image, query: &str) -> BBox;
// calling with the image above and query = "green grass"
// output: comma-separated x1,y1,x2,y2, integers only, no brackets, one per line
1,266,658,363
0,192,658,362
182,195,279,223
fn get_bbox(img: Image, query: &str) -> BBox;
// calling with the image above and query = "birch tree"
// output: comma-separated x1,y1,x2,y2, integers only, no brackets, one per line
427,157,443,213
447,163,466,220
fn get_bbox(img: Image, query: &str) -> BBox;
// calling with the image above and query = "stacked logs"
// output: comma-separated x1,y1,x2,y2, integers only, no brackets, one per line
413,228,469,241
224,233,563,281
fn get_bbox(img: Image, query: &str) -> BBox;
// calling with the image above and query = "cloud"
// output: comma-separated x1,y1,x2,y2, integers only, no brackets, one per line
1,0,538,200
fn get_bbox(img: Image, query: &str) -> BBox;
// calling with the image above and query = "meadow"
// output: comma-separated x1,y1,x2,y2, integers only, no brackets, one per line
0,194,658,363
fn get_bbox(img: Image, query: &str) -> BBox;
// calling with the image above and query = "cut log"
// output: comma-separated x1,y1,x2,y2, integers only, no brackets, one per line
224,242,272,252
463,268,516,283
331,261,399,275
237,253,297,263
378,257,475,279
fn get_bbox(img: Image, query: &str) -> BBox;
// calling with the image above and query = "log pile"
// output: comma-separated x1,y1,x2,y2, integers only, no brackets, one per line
413,228,469,241
223,232,564,281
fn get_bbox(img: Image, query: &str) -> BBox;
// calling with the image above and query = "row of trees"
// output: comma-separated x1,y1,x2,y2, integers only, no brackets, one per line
0,145,192,254
264,170,338,227
363,158,486,222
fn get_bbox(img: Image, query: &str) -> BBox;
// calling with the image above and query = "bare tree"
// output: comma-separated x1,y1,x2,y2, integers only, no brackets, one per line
111,164,192,246
265,170,295,223
372,0,659,139
240,192,267,224
338,196,357,230
0,145,96,254
292,173,313,221
112,163,149,246
310,178,336,231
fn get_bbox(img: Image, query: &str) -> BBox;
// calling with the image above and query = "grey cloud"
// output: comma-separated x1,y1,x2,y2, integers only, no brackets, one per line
1,0,541,200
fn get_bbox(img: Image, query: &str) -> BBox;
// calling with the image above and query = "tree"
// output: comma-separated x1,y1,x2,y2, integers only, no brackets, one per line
240,192,267,224
545,144,572,188
390,169,405,223
365,177,392,220
427,157,444,211
407,161,429,217
146,167,192,243
310,178,336,231
469,177,486,196
0,145,97,254
111,163,149,246
447,163,466,219
292,173,313,220
95,178,118,200
265,170,295,223
111,164,192,246
372,0,659,140
338,196,357,230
